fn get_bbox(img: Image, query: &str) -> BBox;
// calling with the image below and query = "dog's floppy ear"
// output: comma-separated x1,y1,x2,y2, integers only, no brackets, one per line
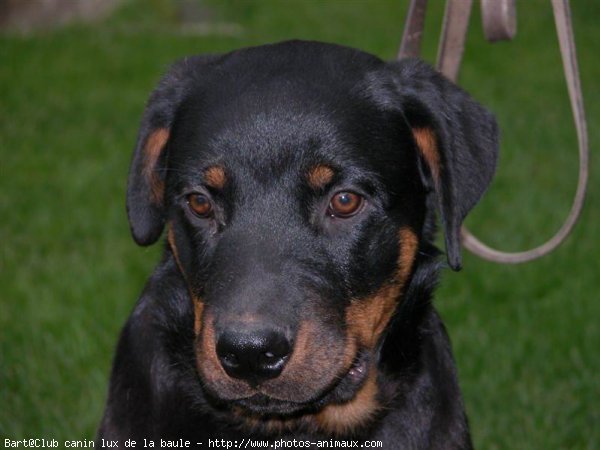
385,58,499,270
127,55,217,246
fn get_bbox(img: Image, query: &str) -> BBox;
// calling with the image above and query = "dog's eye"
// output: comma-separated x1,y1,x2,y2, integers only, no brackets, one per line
187,193,213,218
328,192,363,218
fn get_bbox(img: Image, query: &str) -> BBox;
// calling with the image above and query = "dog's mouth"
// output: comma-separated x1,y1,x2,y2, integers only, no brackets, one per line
229,351,371,417
233,394,309,416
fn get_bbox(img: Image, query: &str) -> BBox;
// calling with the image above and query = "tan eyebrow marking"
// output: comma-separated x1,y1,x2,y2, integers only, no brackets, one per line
307,164,335,189
204,166,227,189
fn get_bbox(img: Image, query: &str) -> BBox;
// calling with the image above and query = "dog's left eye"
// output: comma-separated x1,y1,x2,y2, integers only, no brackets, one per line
187,193,213,218
328,192,364,218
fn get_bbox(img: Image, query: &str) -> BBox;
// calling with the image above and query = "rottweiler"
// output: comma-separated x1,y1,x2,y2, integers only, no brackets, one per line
98,40,498,449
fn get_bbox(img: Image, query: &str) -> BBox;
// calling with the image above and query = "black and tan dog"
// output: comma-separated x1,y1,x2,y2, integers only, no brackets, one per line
98,41,498,448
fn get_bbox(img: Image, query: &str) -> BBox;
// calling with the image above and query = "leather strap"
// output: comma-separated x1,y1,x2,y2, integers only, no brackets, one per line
461,0,589,263
398,0,428,59
399,0,589,264
481,0,517,42
436,0,473,82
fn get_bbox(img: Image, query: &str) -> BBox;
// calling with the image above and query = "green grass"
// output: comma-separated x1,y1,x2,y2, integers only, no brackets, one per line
1,0,598,448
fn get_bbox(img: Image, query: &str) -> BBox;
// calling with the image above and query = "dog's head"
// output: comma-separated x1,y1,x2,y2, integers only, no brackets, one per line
126,41,497,433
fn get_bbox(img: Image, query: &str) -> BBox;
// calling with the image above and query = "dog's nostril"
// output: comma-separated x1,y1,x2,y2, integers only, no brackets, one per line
260,350,288,365
216,328,291,384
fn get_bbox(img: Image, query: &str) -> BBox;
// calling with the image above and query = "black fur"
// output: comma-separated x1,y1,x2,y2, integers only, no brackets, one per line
99,41,498,449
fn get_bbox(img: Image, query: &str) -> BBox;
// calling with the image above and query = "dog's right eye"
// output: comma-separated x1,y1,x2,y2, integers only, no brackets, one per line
187,193,213,218
328,191,364,218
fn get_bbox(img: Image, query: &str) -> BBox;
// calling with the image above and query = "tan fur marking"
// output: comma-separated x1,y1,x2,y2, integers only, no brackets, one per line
204,166,227,189
346,227,419,348
143,128,169,204
398,227,419,282
346,282,400,350
320,228,418,432
194,299,205,336
412,128,440,182
316,369,379,435
197,313,223,382
307,165,334,189
279,322,357,388
167,226,184,276
167,224,204,335
196,312,256,401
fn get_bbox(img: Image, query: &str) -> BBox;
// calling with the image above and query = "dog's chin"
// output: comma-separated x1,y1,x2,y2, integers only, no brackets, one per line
233,394,312,416
218,351,372,418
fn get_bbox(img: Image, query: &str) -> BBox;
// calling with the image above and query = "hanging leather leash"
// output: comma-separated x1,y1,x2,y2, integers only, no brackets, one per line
398,0,589,264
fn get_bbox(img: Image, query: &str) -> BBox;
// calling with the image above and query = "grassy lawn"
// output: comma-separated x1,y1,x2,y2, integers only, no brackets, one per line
1,0,598,448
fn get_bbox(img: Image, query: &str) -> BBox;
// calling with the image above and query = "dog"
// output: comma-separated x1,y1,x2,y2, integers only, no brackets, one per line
97,40,498,449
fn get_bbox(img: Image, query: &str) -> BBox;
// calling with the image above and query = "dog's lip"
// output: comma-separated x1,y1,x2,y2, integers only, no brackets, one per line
313,350,370,405
234,394,311,415
230,351,371,416
346,351,370,384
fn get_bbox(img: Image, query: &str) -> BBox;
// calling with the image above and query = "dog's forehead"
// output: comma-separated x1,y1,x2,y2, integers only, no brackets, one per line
204,102,346,168
165,42,413,188
172,82,384,185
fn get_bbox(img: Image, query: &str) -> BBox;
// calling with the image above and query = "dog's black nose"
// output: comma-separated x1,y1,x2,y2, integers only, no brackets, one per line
216,329,291,384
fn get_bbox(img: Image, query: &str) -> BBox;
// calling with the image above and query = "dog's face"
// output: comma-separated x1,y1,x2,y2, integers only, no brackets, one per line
126,41,497,433
166,67,425,420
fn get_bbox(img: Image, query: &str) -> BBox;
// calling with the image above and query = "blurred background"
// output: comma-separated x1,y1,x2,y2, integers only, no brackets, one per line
1,0,598,448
